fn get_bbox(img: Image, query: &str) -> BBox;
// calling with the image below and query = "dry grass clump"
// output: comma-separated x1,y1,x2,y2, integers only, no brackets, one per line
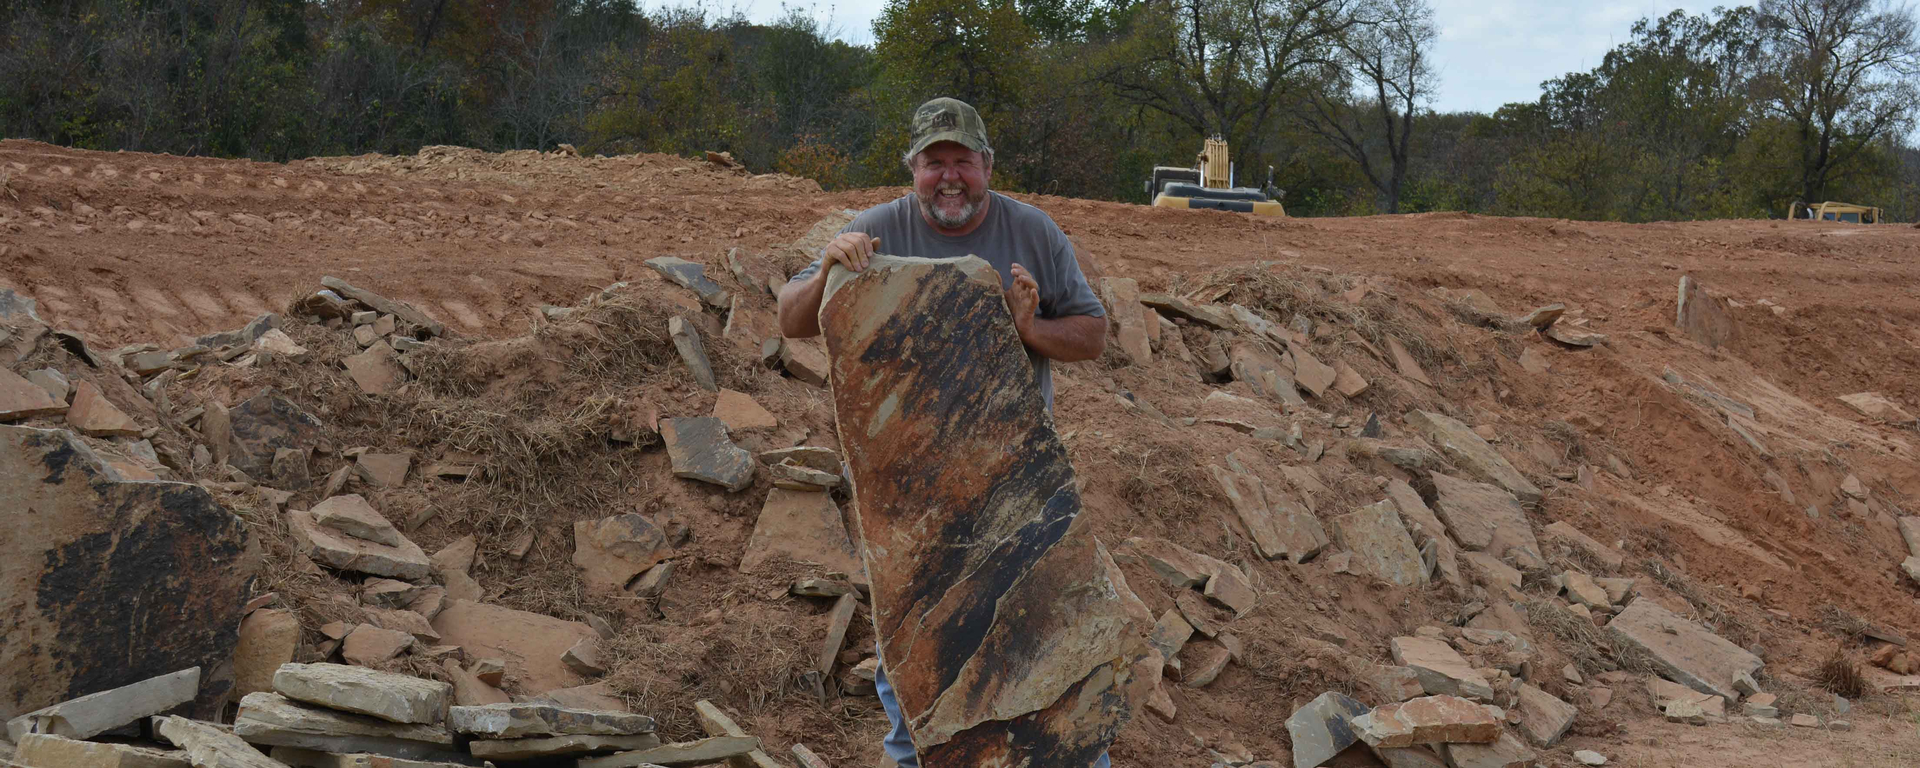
603,606,816,741
1523,599,1658,678
1645,558,1759,652
1817,604,1875,643
1815,647,1868,699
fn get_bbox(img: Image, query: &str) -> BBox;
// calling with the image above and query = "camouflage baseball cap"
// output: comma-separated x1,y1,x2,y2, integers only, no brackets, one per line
908,97,989,158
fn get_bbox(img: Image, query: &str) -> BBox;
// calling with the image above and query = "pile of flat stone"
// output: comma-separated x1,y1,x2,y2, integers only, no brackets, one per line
3,662,762,768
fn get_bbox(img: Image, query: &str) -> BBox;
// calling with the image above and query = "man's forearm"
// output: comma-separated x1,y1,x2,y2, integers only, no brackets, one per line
1020,314,1107,363
777,272,828,338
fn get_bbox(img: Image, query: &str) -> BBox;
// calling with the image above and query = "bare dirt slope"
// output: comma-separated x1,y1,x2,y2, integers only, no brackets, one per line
4,138,1920,768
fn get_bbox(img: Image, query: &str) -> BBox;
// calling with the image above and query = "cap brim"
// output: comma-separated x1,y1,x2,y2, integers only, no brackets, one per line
908,130,987,158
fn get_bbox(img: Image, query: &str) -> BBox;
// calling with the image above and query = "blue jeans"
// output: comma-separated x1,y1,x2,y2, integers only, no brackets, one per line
874,663,1112,768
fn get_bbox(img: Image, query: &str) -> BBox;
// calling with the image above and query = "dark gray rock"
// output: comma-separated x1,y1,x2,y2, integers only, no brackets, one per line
659,417,753,491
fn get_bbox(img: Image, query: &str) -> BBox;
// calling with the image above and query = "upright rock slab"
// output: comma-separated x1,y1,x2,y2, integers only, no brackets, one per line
1406,411,1541,504
668,316,717,391
819,255,1149,766
1100,278,1151,364
0,427,254,722
1608,598,1762,700
1676,276,1737,349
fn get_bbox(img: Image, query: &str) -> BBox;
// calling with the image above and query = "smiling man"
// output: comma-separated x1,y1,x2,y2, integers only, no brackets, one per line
775,97,1111,767
776,96,1107,411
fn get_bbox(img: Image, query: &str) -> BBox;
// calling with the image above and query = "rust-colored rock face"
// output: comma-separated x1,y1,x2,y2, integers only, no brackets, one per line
819,254,1148,767
0,426,257,721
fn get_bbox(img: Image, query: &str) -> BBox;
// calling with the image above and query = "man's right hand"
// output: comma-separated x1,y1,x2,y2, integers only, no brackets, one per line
821,232,878,274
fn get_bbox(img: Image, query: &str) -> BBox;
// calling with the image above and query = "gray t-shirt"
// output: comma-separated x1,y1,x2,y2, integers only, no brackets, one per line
789,192,1104,409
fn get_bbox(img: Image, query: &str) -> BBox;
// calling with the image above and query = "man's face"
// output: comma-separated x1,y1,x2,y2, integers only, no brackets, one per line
912,142,990,229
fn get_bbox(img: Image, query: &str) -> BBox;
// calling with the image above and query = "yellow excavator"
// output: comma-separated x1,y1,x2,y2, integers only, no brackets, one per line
1146,137,1286,216
1790,201,1883,223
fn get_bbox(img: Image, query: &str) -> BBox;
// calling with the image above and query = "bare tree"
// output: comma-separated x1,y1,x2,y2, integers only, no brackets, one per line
1298,0,1435,212
1099,0,1364,178
1757,0,1920,204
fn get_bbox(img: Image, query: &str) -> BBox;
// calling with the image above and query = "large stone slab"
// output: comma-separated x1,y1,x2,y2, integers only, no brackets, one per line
818,255,1149,766
1330,501,1429,587
272,664,449,726
449,703,654,739
739,488,862,576
228,390,324,479
572,515,671,596
1,426,254,722
1406,411,1541,504
1607,598,1762,700
1389,637,1494,702
233,692,460,762
1100,278,1151,364
1285,691,1369,768
1838,392,1915,424
430,601,596,694
14,732,190,768
6,668,200,742
660,417,754,491
1139,293,1233,330
1352,695,1501,748
1429,473,1543,571
1676,276,1737,349
154,715,283,768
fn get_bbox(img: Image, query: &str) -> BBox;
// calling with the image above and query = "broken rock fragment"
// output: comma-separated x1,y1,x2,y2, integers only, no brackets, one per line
819,254,1148,766
469,733,663,760
66,380,140,436
572,515,672,596
668,316,717,391
1675,275,1737,349
228,389,324,478
155,715,284,768
431,601,597,694
0,367,67,420
289,505,432,581
1429,472,1544,571
660,417,755,491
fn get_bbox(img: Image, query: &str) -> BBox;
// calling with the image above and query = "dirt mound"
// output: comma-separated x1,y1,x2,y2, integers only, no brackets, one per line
4,140,1920,767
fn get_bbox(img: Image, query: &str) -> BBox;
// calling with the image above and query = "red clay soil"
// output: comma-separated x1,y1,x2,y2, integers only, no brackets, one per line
5,138,1920,768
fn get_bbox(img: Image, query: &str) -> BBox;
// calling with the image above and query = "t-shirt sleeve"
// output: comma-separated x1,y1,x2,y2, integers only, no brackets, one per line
1040,226,1104,319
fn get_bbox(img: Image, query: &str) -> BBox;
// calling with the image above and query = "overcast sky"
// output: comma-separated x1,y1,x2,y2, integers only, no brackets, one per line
699,0,1727,114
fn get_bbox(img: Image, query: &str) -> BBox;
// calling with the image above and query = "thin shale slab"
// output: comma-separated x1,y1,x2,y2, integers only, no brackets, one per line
819,254,1151,767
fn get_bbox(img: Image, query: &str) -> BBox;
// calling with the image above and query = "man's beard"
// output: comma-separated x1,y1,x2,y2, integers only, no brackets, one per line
917,184,987,228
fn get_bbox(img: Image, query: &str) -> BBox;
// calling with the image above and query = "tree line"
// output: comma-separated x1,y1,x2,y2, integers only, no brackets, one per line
3,0,1916,221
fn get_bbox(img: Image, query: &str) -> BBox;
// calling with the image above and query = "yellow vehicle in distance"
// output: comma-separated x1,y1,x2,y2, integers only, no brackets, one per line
1790,201,1884,223
1146,137,1286,216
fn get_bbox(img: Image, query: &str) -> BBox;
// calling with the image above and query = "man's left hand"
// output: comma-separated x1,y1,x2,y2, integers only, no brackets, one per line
1006,263,1040,340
